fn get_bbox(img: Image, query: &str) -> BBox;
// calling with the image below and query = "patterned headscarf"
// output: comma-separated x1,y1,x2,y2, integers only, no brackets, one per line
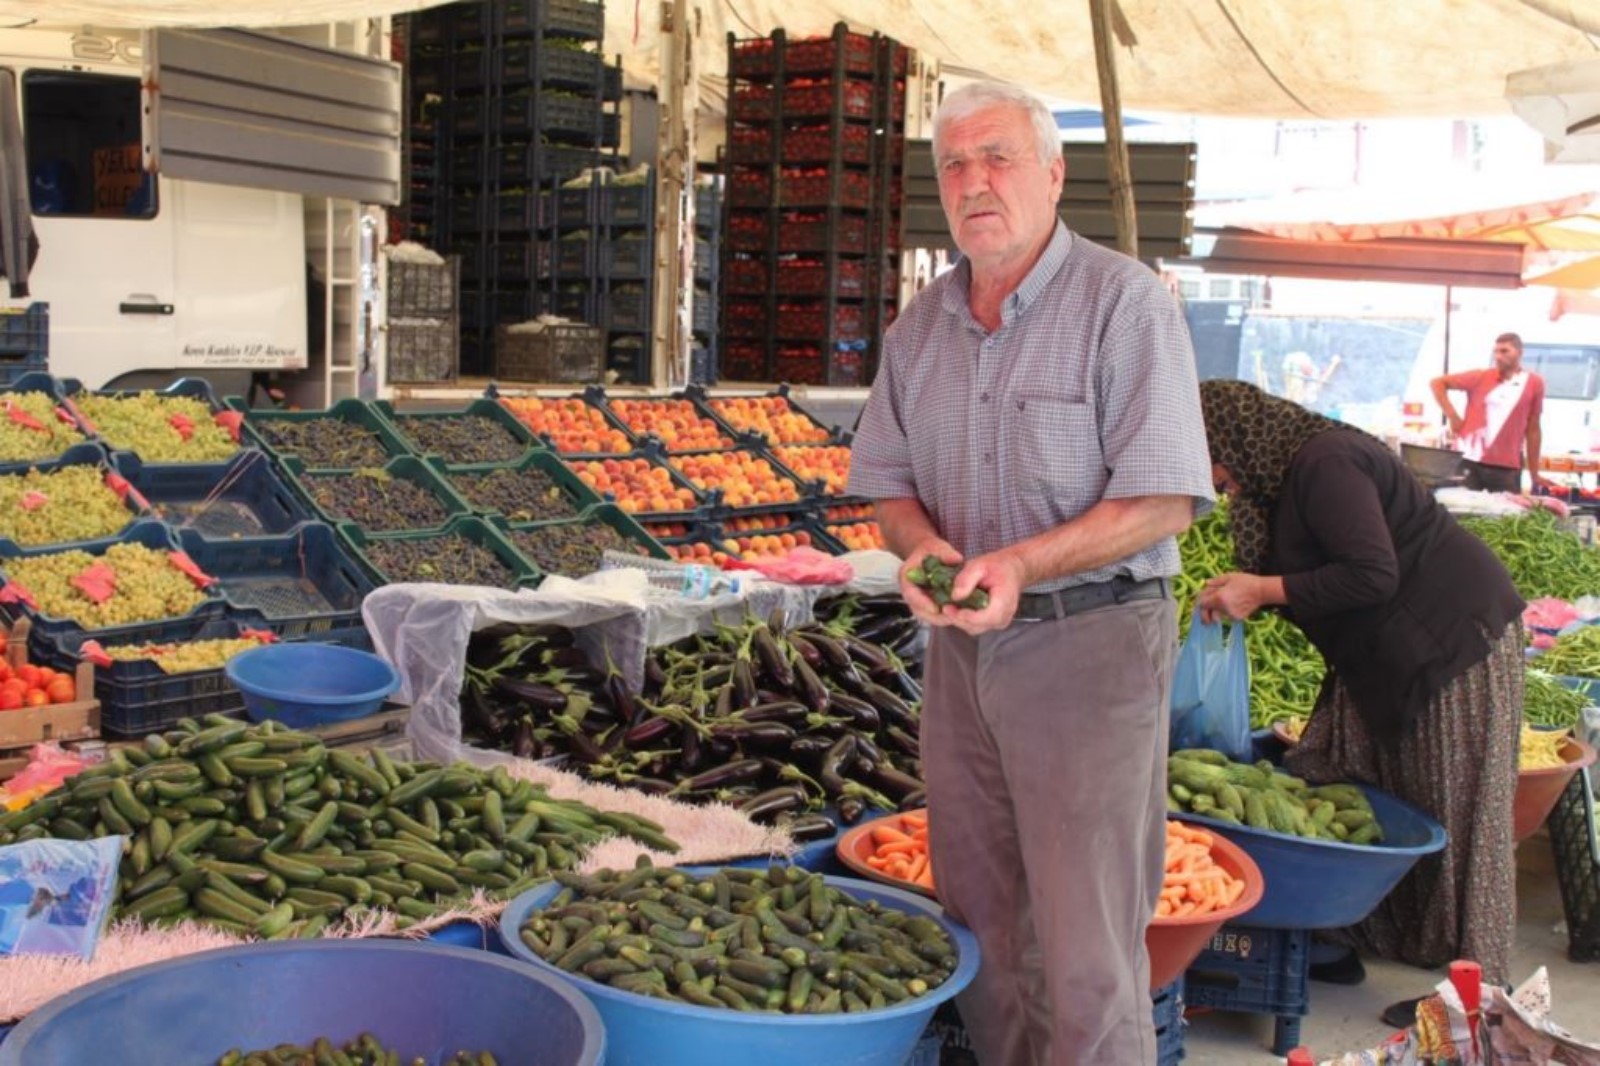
1199,380,1355,573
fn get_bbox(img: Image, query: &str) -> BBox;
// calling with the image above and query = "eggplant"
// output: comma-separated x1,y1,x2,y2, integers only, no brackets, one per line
838,634,891,674
731,659,758,711
862,684,918,732
787,734,837,763
680,725,705,774
786,633,825,670
512,718,537,759
851,733,886,768
714,683,735,720
541,646,593,669
738,784,808,823
801,630,853,671
819,735,858,798
837,795,866,825
675,759,766,793
781,813,838,842
567,729,606,765
756,688,787,705
623,715,679,750
462,683,510,738
492,676,569,712
643,656,667,694
710,721,797,748
899,788,927,811
791,655,831,716
826,692,881,733
885,725,921,760
625,777,677,796
865,762,925,802
890,669,923,704
605,672,639,727
737,701,808,725
706,736,738,762
752,627,794,690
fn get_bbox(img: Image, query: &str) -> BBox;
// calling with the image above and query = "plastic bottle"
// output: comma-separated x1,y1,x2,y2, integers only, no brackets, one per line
644,564,742,599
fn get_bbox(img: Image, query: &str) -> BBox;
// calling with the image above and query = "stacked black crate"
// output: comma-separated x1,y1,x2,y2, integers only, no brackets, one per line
394,9,448,244
863,38,908,384
596,178,654,384
721,24,905,385
691,181,721,384
430,0,618,377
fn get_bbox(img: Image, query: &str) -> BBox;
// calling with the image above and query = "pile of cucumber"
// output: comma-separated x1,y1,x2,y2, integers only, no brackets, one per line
520,859,958,1014
1167,749,1384,845
217,1035,495,1066
0,715,679,936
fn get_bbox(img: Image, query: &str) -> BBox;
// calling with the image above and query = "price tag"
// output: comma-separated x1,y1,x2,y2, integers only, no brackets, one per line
239,627,279,644
5,402,46,433
78,640,114,668
0,581,38,609
167,413,195,442
71,562,118,604
168,551,216,588
19,491,48,512
214,410,245,443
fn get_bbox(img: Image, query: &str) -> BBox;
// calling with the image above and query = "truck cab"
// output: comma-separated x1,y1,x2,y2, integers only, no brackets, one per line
0,27,307,390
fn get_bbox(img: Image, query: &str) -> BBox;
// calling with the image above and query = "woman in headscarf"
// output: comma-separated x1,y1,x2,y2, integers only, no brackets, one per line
1195,380,1524,1026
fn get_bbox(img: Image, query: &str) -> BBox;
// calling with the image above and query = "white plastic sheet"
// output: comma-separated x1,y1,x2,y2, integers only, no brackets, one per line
361,570,829,765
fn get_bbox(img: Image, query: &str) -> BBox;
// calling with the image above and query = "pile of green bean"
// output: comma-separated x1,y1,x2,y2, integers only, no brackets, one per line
1523,668,1591,729
1456,510,1600,602
1532,626,1600,681
1176,508,1326,728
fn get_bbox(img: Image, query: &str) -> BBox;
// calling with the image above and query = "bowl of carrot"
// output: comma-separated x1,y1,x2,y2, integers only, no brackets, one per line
838,811,1264,991
836,809,936,898
1147,820,1264,988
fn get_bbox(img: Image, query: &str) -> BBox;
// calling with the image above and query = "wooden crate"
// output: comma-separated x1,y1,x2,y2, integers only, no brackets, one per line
0,618,100,749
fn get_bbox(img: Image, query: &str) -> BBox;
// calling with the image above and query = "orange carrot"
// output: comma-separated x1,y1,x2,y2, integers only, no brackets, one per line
1153,822,1246,919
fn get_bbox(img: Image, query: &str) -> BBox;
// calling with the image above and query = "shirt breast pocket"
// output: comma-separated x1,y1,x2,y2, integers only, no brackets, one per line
1013,392,1103,499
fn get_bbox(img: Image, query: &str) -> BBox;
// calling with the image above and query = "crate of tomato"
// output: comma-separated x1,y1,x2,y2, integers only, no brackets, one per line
780,168,871,208
0,617,97,747
783,123,871,165
729,35,778,79
782,79,876,120
729,84,775,125
777,301,864,341
784,30,876,76
776,257,868,298
778,212,868,253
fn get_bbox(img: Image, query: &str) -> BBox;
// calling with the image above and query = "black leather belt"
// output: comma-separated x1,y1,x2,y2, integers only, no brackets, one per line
1014,577,1169,622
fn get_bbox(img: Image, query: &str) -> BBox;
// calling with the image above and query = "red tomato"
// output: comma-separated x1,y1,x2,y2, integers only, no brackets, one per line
1,689,23,711
45,677,75,704
16,664,41,689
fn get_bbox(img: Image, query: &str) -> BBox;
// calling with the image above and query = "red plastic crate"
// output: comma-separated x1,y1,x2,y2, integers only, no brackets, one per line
777,302,863,340
783,123,871,164
778,212,868,252
785,32,875,75
783,80,875,119
776,258,867,297
730,84,775,124
721,341,768,382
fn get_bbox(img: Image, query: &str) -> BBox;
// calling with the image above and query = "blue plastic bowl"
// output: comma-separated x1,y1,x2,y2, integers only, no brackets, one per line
1180,784,1447,929
501,869,979,1066
0,940,604,1065
224,642,399,729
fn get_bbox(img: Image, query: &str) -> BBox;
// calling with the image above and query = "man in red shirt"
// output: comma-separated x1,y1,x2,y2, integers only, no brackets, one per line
1430,332,1548,493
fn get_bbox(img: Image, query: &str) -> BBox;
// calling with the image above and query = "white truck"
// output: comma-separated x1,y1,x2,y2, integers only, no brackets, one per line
0,23,395,402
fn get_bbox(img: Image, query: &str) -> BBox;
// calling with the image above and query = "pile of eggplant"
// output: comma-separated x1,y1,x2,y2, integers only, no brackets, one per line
460,595,925,842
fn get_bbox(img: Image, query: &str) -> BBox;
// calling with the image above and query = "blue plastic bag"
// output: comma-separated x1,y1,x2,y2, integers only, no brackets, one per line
1169,609,1253,763
0,836,124,961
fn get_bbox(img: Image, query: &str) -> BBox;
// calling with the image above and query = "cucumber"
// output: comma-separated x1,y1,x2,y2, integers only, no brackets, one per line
402,862,461,897
124,885,190,920
294,802,339,851
259,849,326,885
194,886,262,925
224,756,289,777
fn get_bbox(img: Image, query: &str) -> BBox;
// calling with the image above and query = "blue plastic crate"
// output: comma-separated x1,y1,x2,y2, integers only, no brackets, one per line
110,448,313,540
0,519,218,637
174,523,376,639
0,374,96,473
58,377,242,465
1153,978,1187,1065
0,305,48,381
0,442,145,553
918,982,1186,1065
1183,924,1309,1056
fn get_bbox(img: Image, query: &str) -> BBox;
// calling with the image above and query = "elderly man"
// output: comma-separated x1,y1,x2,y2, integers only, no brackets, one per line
847,83,1214,1065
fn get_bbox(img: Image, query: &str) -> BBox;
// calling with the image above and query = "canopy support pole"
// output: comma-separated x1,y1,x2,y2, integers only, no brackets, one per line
651,0,697,388
1088,0,1138,258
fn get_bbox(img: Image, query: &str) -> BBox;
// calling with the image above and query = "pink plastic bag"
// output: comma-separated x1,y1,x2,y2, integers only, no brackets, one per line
737,546,853,586
4,743,88,801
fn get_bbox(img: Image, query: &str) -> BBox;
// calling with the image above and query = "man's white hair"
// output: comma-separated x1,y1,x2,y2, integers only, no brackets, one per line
931,82,1060,169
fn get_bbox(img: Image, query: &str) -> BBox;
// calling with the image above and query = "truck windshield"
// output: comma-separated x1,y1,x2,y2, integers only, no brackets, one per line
1523,345,1600,403
23,70,155,220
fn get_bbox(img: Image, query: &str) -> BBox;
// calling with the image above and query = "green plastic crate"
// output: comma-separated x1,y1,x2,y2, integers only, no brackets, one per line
283,455,473,537
227,398,412,471
341,514,540,589
430,450,602,525
493,502,670,580
374,398,542,467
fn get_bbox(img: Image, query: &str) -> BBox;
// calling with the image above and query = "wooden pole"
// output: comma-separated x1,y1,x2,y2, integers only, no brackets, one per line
1088,0,1138,258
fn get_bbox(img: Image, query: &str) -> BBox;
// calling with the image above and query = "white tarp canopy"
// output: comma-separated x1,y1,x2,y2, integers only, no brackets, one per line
8,0,1600,119
1509,56,1600,162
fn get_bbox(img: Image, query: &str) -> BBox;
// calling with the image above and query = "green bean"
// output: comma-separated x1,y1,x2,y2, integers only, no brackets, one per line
1523,668,1591,728
1176,507,1326,728
1457,510,1600,602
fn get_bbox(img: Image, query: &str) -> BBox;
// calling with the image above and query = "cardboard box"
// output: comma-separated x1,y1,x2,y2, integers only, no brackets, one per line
0,619,100,749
